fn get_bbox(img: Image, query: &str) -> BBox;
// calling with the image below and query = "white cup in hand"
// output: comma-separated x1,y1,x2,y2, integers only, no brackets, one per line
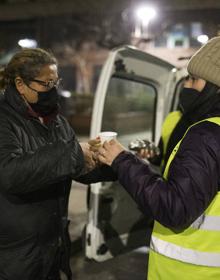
98,131,118,143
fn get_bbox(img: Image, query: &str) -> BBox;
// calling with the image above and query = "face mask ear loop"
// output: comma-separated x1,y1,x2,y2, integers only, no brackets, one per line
19,93,34,109
19,82,39,106
25,83,39,94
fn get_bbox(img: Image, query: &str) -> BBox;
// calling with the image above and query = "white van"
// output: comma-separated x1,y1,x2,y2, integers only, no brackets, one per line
84,45,187,262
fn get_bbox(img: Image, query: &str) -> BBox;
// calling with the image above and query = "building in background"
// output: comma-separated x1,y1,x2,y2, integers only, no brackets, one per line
1,0,220,135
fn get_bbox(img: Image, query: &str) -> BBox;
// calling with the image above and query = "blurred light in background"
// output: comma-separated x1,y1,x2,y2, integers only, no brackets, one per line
59,90,71,98
135,5,157,26
18,39,38,48
197,35,209,44
133,5,157,39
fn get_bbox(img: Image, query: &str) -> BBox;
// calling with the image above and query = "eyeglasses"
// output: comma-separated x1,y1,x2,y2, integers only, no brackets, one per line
30,78,62,89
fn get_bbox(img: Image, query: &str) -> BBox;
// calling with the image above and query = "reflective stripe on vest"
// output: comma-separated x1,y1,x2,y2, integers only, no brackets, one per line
151,235,220,267
191,213,220,231
151,117,220,267
160,110,182,170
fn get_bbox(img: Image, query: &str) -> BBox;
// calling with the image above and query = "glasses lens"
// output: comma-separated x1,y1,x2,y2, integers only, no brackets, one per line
47,78,62,89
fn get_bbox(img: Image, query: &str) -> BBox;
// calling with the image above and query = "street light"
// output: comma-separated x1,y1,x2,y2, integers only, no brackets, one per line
134,5,157,38
197,35,209,44
18,39,38,48
136,5,157,26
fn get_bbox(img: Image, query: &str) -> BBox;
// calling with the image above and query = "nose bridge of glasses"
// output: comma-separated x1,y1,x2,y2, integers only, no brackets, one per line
48,78,61,88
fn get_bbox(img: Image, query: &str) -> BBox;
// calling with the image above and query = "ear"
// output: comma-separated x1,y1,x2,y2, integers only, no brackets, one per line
14,77,26,95
184,78,193,88
193,79,206,92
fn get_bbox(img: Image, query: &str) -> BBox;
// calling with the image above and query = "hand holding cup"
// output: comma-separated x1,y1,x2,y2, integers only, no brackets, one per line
97,138,126,166
88,131,119,165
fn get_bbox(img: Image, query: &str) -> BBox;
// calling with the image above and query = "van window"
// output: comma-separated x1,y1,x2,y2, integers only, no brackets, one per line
101,77,156,145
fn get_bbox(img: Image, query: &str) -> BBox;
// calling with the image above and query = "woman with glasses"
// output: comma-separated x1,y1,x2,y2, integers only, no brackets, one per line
0,47,96,280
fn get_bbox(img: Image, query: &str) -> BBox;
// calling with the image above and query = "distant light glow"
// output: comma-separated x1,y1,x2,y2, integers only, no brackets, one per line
135,5,157,26
18,39,38,48
59,90,71,98
197,35,209,44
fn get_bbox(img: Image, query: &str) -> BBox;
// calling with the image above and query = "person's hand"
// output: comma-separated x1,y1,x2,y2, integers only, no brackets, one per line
80,142,97,171
136,147,158,159
128,139,160,160
88,137,102,152
97,139,126,166
88,137,102,164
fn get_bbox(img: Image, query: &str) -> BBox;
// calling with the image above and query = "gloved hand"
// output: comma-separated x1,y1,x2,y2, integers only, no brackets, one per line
128,139,160,159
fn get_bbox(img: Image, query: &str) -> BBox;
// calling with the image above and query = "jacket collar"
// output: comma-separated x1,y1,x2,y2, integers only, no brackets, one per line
4,85,30,118
4,85,58,124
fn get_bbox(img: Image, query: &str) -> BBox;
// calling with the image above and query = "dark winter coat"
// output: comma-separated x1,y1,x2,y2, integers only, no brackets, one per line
0,86,85,280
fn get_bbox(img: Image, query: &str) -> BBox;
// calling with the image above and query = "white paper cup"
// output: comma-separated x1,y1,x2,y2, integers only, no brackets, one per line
98,131,118,143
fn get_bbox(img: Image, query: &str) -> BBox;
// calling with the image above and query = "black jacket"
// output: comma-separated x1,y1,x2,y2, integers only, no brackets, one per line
0,86,85,280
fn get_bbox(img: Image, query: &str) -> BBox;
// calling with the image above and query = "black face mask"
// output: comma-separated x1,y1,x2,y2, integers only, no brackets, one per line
29,87,59,117
178,88,201,114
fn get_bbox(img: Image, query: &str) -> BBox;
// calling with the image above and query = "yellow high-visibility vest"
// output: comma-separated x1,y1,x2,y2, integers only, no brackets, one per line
148,117,220,280
160,110,182,170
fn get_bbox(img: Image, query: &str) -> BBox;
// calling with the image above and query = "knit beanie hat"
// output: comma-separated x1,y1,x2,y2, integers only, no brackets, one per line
187,36,220,87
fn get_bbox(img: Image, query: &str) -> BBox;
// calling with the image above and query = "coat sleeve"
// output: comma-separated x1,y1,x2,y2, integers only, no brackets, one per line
75,164,118,184
111,123,220,230
0,118,85,194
